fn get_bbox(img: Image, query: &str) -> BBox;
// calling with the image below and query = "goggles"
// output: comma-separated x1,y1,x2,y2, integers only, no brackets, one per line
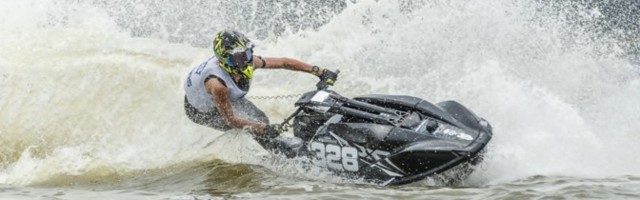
227,48,253,68
226,48,254,79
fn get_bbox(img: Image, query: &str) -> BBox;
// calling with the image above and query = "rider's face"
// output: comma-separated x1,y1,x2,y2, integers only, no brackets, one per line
227,48,253,69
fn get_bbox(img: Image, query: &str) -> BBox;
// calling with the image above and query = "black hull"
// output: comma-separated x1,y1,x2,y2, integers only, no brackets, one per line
262,90,493,185
310,115,491,185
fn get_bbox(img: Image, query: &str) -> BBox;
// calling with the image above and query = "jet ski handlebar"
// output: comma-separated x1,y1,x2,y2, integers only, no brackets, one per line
279,69,340,130
316,70,340,91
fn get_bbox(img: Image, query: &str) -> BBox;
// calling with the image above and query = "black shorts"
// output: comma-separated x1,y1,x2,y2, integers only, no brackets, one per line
184,96,269,131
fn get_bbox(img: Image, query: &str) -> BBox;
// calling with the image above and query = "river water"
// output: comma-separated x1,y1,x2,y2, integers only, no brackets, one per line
1,0,639,199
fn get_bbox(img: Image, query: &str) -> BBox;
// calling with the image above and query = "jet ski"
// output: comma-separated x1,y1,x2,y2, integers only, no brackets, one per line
256,75,493,186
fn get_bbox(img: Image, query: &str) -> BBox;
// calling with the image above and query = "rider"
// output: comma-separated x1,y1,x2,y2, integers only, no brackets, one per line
184,30,338,138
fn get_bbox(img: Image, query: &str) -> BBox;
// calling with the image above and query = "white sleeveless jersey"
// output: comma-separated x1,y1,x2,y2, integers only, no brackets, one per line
184,57,248,112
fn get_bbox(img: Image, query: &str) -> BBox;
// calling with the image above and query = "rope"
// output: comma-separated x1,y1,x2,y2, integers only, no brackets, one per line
247,93,305,100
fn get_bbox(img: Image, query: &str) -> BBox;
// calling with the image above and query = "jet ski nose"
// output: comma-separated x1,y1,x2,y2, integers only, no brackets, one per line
479,118,492,133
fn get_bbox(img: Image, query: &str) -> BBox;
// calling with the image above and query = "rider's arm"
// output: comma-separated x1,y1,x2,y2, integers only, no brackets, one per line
252,56,327,77
205,77,266,133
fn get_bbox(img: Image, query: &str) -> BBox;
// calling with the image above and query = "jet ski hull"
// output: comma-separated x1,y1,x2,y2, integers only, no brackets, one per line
263,90,493,185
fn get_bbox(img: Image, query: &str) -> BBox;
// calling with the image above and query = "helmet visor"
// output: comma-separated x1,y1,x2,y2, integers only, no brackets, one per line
227,48,253,68
226,48,254,79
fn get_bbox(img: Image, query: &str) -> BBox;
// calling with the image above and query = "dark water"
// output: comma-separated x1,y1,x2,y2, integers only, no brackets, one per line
1,0,639,199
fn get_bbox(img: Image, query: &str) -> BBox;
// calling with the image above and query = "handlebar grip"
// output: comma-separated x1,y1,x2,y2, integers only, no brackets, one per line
316,80,328,90
316,68,339,90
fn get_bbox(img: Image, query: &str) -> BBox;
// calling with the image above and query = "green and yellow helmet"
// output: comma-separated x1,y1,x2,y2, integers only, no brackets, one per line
213,30,255,79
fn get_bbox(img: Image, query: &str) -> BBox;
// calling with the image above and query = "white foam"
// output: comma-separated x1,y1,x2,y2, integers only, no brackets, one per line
0,0,638,186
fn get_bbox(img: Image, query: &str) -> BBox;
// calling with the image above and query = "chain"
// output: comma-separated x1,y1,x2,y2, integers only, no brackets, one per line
247,93,305,100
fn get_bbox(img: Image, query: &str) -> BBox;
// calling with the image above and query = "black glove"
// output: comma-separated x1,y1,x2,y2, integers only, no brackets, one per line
264,124,285,138
319,69,338,86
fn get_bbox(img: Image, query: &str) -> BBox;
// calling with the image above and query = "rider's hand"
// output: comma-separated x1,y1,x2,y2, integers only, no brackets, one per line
252,123,267,134
263,124,284,138
319,69,338,86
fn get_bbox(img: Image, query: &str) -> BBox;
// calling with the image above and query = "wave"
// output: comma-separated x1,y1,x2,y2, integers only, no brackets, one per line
0,0,638,188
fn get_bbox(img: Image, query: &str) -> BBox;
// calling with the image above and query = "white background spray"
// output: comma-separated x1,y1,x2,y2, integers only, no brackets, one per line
0,0,638,187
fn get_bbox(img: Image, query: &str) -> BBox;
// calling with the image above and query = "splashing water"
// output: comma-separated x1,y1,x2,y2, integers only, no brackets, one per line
0,0,639,199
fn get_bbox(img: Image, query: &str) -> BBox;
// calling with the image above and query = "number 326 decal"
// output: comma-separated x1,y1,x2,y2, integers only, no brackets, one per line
310,142,359,172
